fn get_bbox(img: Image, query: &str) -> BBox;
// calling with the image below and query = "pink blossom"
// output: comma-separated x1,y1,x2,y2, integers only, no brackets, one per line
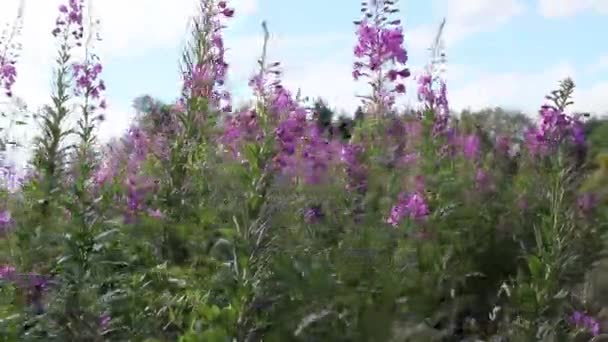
387,191,430,227
0,264,16,279
353,0,410,115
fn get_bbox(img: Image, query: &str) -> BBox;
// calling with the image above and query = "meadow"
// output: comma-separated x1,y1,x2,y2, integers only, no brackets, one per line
1,0,608,341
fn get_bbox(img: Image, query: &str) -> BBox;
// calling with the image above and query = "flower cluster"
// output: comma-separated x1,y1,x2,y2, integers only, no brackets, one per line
0,264,16,279
461,134,481,161
570,311,600,337
221,109,262,159
52,0,85,44
341,143,368,194
72,58,107,110
274,105,309,175
495,134,512,156
387,191,430,227
298,125,339,185
123,127,157,223
417,73,449,136
268,81,298,120
525,105,585,157
93,156,119,188
577,192,597,214
303,205,324,224
0,209,13,235
0,57,17,97
475,168,495,192
249,58,283,108
0,164,24,192
182,0,234,112
353,0,410,114
0,6,24,97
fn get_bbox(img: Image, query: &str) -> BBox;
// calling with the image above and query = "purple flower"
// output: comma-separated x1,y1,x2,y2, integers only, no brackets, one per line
475,168,494,192
53,0,84,40
300,132,333,184
271,85,297,116
181,1,234,113
147,208,164,219
341,143,368,194
72,61,106,110
304,205,324,224
578,193,597,213
387,191,430,227
118,125,159,223
525,105,586,156
353,1,410,115
99,313,111,330
221,109,261,158
0,62,17,97
570,311,601,336
417,74,434,106
495,135,511,155
0,210,13,235
0,4,23,97
462,134,480,160
0,264,16,279
0,165,24,192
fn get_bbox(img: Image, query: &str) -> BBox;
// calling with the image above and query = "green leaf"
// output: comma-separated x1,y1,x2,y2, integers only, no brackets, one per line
94,228,120,242
528,255,543,280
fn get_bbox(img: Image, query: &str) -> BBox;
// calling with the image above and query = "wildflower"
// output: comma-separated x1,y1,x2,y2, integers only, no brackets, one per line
0,164,23,192
72,59,107,111
462,134,480,160
387,191,430,227
0,5,24,97
570,311,600,337
577,192,597,213
0,264,16,279
417,69,449,137
93,163,113,186
395,152,417,168
182,0,234,113
475,168,494,192
271,84,297,117
120,126,157,223
525,105,586,156
298,125,339,185
495,134,511,155
353,0,410,115
0,62,17,97
304,205,324,224
341,143,368,194
53,0,84,43
220,109,260,158
99,313,111,330
0,209,13,234
417,74,434,106
147,208,164,219
274,106,308,172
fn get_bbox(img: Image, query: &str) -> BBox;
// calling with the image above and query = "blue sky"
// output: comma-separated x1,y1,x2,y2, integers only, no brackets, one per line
1,0,608,152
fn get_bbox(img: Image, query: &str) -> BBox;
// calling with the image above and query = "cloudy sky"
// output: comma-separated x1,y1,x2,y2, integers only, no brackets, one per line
0,0,607,150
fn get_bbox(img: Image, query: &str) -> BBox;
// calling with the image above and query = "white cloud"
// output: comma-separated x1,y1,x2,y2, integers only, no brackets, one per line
447,62,608,116
440,0,525,45
575,81,608,115
538,0,608,18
